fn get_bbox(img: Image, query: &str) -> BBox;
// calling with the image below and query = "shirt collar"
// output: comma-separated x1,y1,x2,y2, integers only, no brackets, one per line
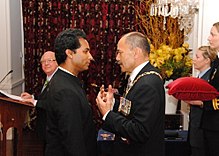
129,61,149,83
58,66,77,77
198,67,211,78
46,67,58,81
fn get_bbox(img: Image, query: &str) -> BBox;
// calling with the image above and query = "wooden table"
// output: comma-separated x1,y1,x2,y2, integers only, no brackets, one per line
0,96,34,156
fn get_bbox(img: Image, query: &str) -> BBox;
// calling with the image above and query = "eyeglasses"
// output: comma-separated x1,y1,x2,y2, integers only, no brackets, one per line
40,59,56,65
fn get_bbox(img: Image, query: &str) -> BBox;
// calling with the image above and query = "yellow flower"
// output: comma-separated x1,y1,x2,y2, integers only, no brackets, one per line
165,69,173,78
149,43,192,80
182,43,189,49
174,53,183,62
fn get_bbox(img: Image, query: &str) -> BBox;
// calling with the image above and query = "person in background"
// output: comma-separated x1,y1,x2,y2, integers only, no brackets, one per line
201,22,219,156
21,51,58,142
21,51,58,105
44,28,97,156
96,32,165,156
184,46,217,156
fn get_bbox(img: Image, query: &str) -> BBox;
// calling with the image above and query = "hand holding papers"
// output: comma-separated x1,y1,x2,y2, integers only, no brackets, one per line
20,92,35,104
0,90,34,106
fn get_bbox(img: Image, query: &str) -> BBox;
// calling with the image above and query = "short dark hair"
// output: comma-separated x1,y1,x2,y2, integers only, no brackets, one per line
125,32,150,55
54,28,87,65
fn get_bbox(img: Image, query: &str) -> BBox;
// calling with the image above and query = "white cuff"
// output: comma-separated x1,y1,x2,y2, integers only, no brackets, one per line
102,110,110,121
33,100,37,106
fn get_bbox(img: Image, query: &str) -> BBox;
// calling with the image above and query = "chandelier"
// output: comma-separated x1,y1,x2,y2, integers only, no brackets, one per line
150,0,199,40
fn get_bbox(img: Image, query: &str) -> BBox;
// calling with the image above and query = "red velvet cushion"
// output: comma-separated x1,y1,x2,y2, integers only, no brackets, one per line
166,77,219,101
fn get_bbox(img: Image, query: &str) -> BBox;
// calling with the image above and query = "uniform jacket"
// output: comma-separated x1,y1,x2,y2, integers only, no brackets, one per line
202,57,219,131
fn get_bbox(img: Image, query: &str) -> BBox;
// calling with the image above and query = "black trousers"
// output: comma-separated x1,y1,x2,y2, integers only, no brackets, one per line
191,146,205,156
204,130,219,156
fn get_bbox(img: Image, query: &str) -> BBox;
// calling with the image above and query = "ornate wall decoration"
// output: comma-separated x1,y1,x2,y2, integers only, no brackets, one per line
22,0,139,128
135,0,184,49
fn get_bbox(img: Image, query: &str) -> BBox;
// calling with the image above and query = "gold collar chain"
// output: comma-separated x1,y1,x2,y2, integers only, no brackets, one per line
124,71,162,97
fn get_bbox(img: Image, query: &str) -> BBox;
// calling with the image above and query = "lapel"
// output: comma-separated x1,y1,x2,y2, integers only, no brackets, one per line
38,83,49,100
133,62,155,82
125,62,157,96
201,69,211,81
210,57,219,80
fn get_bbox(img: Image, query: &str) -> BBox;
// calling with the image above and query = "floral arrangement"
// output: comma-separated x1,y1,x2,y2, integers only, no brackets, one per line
135,1,192,80
149,43,192,80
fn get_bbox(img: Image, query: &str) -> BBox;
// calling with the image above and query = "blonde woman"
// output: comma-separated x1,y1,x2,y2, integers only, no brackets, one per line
185,46,217,156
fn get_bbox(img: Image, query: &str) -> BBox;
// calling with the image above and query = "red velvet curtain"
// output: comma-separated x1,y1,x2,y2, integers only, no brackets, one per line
22,0,139,127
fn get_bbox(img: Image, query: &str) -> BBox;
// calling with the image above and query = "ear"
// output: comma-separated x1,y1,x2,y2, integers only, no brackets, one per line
134,47,142,58
66,49,73,59
205,57,211,64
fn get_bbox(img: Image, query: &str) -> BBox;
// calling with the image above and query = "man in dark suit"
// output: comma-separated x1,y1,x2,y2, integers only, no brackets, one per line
201,22,219,156
185,46,217,156
96,32,165,156
21,51,58,140
44,29,97,156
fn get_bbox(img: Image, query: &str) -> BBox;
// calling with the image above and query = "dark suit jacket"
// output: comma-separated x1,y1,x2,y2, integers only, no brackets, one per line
44,69,97,156
202,57,219,131
189,69,211,148
35,73,57,142
102,63,165,156
35,85,50,141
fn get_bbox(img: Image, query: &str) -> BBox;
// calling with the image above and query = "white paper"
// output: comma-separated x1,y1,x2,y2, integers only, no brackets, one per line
0,90,22,101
